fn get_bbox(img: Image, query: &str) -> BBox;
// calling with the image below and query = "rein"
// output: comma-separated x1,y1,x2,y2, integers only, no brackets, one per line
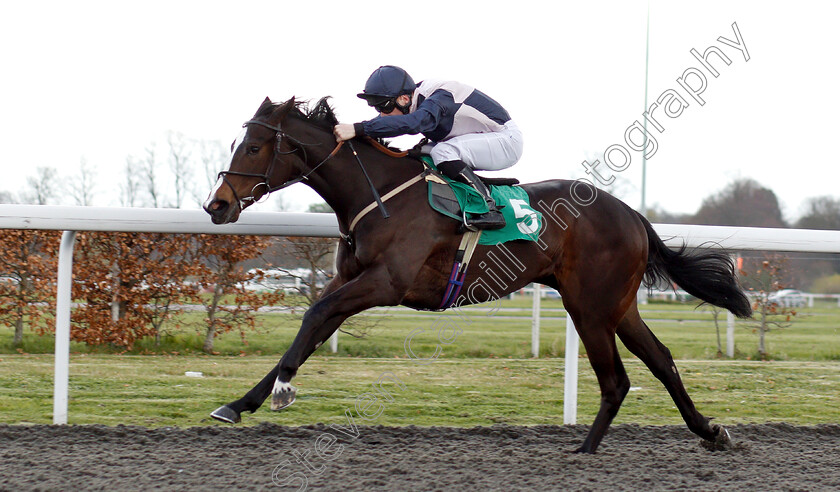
364,136,408,158
348,140,389,219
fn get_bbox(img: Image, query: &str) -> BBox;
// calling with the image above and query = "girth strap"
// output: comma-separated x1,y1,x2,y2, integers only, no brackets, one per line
347,173,425,233
438,230,482,310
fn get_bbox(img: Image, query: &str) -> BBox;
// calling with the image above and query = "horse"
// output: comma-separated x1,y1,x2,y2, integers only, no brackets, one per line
203,96,752,453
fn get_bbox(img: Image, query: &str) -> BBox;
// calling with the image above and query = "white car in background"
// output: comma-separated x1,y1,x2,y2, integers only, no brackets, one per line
767,289,807,308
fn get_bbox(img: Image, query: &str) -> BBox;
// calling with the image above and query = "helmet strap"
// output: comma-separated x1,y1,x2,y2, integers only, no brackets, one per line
396,95,412,115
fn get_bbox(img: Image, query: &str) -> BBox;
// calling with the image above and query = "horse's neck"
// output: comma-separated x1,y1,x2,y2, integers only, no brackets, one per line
303,140,423,230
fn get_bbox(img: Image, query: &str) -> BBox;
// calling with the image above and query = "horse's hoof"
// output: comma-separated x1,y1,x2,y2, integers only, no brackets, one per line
210,405,241,424
271,381,296,411
701,424,732,451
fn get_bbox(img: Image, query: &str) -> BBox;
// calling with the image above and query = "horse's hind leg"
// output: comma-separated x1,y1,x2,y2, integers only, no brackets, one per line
571,316,632,454
616,306,731,450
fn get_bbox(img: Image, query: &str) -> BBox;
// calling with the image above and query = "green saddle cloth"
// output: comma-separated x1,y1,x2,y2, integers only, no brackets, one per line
422,157,543,245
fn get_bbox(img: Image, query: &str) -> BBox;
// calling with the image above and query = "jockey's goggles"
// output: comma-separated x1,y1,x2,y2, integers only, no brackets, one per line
370,97,397,114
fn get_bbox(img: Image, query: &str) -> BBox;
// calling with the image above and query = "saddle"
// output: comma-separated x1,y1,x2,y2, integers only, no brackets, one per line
419,157,541,246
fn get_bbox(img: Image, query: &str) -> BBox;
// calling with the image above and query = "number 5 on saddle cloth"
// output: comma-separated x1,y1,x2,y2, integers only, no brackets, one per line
421,156,543,246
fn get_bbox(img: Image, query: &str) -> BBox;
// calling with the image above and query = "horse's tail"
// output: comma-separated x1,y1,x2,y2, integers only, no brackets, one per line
638,211,752,319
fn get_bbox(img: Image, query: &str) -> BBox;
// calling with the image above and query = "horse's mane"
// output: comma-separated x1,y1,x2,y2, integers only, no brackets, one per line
253,97,338,131
256,97,403,153
291,97,340,130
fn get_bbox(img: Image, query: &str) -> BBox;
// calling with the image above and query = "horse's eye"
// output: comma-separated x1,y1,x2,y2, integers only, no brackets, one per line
248,146,260,155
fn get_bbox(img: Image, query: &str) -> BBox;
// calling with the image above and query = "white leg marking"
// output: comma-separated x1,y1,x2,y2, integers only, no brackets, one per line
273,379,294,393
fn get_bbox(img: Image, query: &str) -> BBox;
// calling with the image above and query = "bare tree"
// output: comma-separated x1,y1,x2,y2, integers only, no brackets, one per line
276,237,335,306
142,145,164,208
192,235,281,353
68,157,97,206
273,203,375,338
702,304,726,357
167,131,194,209
743,254,798,359
121,157,142,207
196,139,226,207
23,167,58,205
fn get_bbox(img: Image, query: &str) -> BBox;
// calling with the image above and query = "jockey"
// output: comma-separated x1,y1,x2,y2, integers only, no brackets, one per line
334,65,523,230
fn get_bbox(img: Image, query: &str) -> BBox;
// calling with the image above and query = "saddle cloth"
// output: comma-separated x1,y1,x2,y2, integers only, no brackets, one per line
421,157,543,246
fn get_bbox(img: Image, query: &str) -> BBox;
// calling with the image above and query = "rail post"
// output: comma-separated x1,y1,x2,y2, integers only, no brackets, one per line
531,283,541,357
563,312,579,424
53,230,77,425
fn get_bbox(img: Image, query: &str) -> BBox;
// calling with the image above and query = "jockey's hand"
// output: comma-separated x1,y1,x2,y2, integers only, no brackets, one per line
333,124,356,142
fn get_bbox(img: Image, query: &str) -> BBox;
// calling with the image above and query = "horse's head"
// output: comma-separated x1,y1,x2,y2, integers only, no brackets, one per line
204,96,312,224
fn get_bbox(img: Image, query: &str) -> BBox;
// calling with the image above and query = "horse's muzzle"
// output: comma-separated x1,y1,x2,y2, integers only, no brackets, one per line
204,198,240,224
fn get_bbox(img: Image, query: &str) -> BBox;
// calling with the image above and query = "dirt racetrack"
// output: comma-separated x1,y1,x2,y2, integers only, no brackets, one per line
1,422,839,491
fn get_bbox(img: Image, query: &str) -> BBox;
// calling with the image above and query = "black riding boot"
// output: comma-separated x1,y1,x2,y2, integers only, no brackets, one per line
437,160,506,230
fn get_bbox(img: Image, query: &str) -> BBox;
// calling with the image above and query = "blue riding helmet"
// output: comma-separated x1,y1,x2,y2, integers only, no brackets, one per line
356,65,417,102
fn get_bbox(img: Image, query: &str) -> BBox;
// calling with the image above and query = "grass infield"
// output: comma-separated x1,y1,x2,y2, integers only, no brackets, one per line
1,355,838,427
1,299,838,427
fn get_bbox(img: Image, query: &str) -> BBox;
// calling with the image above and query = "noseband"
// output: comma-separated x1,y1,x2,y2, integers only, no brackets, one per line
217,119,344,209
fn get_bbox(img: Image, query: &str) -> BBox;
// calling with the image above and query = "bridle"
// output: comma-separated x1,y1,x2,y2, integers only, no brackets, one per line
216,119,344,209
217,116,399,226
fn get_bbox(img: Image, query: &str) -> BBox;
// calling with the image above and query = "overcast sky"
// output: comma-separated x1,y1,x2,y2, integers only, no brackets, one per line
2,1,838,222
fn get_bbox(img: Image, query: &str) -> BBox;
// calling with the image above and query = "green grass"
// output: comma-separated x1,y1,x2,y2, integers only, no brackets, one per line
1,355,838,427
1,299,838,427
3,299,840,361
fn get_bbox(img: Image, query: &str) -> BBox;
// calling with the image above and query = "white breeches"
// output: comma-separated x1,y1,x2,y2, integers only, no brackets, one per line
428,120,523,171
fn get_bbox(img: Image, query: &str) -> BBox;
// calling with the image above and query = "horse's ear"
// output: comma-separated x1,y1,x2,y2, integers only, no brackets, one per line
268,96,294,121
255,97,275,116
254,96,289,121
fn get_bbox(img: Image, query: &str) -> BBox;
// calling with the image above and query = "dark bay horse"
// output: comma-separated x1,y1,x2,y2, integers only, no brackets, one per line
203,96,752,453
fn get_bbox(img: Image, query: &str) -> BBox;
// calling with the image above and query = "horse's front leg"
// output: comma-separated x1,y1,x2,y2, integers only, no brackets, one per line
211,266,400,423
